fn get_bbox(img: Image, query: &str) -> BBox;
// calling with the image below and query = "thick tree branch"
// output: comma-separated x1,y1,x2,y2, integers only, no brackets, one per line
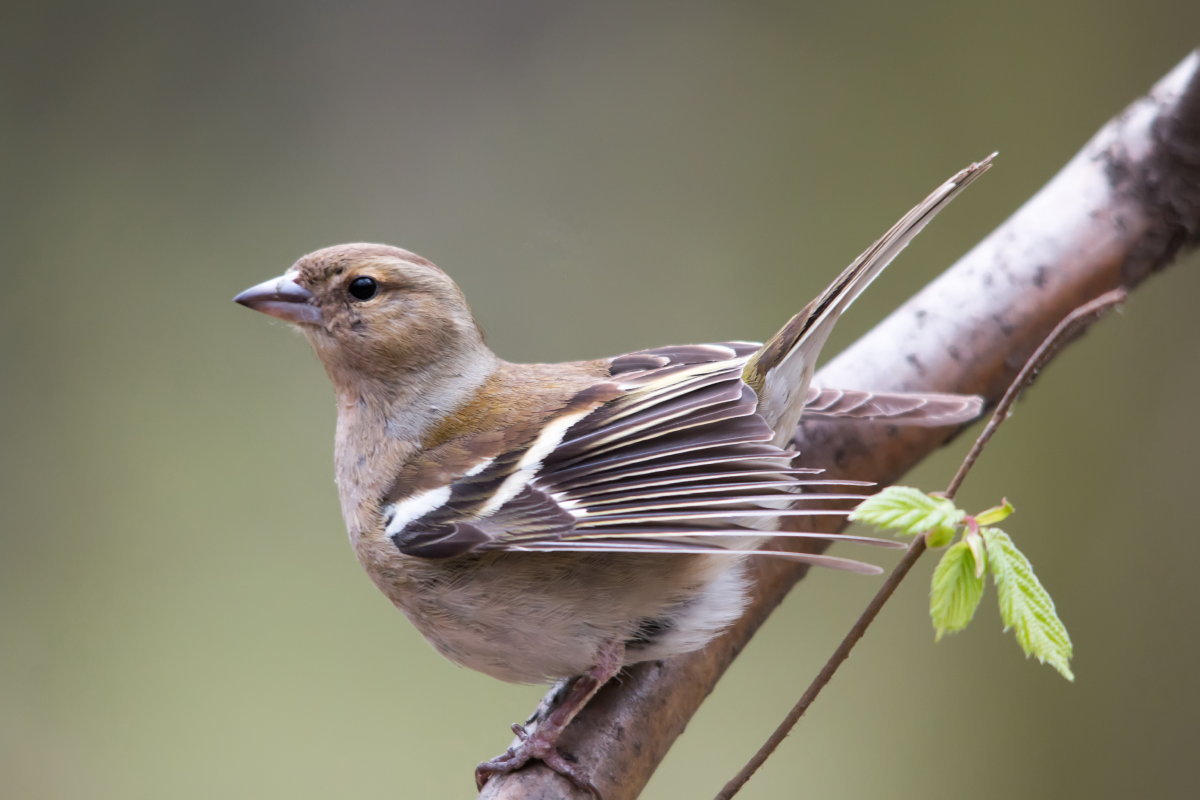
479,50,1200,800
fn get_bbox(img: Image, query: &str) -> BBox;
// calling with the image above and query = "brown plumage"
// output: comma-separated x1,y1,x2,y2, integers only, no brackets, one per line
234,155,992,793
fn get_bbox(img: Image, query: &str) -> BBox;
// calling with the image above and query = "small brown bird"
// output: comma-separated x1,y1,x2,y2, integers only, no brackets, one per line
235,157,990,793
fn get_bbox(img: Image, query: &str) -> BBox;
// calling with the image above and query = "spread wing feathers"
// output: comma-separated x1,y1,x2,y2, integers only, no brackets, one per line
803,387,984,426
386,344,896,571
744,155,995,446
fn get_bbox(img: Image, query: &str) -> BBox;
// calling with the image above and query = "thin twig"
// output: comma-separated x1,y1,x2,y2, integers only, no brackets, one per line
715,287,1130,800
712,536,928,800
944,288,1130,499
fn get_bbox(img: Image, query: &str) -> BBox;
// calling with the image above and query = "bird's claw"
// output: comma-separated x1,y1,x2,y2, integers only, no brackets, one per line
475,731,600,798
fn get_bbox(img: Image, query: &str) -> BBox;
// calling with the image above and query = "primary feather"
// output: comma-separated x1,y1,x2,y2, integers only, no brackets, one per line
745,156,994,444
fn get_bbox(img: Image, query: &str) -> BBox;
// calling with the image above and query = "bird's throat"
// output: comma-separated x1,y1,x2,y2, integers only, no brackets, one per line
330,354,500,543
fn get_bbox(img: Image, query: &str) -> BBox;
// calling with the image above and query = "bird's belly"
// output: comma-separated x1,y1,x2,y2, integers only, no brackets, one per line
354,536,751,684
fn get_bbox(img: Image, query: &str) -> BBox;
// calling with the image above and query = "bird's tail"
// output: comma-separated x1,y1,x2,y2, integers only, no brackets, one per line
744,154,995,445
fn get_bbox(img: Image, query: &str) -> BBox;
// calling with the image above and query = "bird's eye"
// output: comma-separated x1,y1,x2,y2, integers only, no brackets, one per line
347,276,378,301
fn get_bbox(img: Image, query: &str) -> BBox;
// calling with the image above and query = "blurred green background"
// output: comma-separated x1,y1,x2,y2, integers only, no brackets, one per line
4,3,1199,798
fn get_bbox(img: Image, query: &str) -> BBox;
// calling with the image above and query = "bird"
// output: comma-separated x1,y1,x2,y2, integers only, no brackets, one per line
234,156,991,794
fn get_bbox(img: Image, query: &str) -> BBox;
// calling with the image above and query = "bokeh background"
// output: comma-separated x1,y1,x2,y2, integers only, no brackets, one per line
4,3,1199,798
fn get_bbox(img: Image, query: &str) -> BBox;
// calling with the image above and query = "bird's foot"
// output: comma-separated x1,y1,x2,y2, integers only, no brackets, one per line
474,722,599,797
475,642,623,797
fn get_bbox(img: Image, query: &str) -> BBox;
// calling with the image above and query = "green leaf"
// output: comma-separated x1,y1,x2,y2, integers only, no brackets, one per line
982,528,1075,681
974,498,1015,526
849,486,965,544
930,541,986,640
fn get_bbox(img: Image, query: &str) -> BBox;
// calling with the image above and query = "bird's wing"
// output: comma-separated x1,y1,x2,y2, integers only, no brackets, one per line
744,155,995,446
383,343,895,573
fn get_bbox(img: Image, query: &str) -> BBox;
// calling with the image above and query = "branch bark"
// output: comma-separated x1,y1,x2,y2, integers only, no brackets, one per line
479,49,1200,800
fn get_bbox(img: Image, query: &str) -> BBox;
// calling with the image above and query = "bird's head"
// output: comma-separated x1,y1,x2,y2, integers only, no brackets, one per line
235,243,492,388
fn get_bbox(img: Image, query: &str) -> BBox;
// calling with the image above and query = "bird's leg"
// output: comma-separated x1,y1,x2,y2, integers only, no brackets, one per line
475,640,625,795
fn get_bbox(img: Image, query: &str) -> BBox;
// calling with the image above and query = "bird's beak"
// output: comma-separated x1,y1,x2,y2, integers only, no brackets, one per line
233,274,322,325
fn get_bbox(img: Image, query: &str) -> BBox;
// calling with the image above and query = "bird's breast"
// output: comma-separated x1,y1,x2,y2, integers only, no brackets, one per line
350,536,751,684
